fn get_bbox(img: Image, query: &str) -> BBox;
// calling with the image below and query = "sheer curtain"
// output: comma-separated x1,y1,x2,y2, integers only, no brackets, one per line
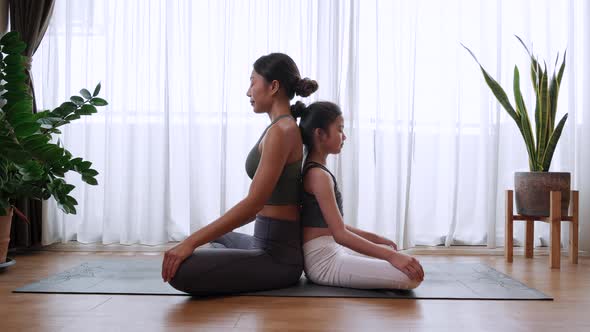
32,0,590,251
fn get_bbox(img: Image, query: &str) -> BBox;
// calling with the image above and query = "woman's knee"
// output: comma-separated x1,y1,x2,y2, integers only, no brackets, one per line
277,264,303,286
168,270,189,293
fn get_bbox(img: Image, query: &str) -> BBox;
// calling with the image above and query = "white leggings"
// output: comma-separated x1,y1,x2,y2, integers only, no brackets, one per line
303,236,421,290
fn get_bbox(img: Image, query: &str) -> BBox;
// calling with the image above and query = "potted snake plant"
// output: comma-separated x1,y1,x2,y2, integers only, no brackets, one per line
0,31,107,263
463,36,569,217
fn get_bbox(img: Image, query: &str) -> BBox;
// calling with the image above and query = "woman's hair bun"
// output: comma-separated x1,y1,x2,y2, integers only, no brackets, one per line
294,77,319,97
290,101,308,118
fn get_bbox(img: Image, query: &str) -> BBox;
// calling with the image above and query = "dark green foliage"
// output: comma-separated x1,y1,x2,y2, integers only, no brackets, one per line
0,32,108,216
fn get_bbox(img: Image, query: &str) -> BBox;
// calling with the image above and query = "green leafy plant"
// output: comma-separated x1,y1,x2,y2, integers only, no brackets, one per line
0,31,108,219
463,36,568,172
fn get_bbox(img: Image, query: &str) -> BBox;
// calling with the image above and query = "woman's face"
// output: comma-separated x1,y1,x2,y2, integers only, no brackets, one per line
246,70,274,113
322,115,346,154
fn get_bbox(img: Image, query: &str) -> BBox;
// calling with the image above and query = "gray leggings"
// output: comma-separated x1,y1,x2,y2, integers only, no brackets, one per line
169,216,303,295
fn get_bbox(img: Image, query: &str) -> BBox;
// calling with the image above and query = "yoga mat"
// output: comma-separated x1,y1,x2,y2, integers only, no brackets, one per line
14,259,551,300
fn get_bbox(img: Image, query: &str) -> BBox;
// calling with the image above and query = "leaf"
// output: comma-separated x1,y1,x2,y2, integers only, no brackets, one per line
78,161,92,171
22,135,51,151
540,114,568,171
33,144,63,162
7,111,34,126
3,72,27,82
548,74,560,132
516,35,541,95
4,82,29,92
63,184,76,195
77,104,97,115
64,113,80,121
80,89,92,100
59,102,78,112
65,195,78,206
7,100,33,115
82,169,99,177
513,66,536,169
3,148,30,164
3,54,23,66
2,91,32,103
536,66,549,154
0,31,20,46
2,41,27,54
17,161,44,181
461,44,519,123
58,202,76,215
32,110,51,120
557,50,566,85
93,82,101,97
82,176,98,186
70,96,84,106
37,116,63,126
90,97,108,106
14,122,41,137
0,137,20,152
51,107,70,118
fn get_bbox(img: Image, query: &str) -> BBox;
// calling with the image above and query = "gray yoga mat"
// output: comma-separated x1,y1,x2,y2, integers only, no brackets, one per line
14,259,551,300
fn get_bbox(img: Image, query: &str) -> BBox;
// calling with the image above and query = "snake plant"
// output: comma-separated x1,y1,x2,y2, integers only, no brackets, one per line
463,36,568,172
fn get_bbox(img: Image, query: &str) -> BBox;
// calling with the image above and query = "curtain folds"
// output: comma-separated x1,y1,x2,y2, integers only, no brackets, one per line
8,0,55,249
32,0,589,251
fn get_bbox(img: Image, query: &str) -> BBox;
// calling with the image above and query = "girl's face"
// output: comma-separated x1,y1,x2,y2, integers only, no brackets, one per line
246,70,275,113
320,115,346,154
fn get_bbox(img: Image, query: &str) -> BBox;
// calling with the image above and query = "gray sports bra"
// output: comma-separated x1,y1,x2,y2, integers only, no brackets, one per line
300,162,344,228
245,114,302,205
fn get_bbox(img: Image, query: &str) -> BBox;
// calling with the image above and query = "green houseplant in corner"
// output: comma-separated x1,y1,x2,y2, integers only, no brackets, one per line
0,31,108,263
463,36,569,217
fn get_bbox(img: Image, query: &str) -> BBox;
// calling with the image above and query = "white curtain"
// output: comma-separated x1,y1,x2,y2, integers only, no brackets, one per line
32,0,590,251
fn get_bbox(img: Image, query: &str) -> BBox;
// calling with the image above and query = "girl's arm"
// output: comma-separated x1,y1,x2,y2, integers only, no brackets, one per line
345,225,397,250
306,169,422,281
162,124,295,282
344,225,397,250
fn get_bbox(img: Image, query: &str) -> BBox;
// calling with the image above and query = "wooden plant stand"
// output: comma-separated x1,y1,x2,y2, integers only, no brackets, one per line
505,190,579,269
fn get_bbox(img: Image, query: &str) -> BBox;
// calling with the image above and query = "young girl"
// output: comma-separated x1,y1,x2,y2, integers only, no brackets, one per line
162,53,318,295
293,101,424,290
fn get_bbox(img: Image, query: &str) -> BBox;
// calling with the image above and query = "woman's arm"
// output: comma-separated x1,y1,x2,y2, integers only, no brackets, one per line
306,169,422,281
162,124,294,282
183,124,292,248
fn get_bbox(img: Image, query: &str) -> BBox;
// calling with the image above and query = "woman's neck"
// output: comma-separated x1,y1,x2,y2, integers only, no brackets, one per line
267,98,292,122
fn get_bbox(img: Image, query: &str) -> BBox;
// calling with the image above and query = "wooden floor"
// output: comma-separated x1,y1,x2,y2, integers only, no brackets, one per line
1,250,589,332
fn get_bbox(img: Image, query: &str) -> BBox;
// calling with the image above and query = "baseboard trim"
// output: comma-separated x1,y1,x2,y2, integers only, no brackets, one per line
41,241,589,257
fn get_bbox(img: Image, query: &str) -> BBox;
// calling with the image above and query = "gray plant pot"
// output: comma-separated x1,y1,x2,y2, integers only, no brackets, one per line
514,172,570,216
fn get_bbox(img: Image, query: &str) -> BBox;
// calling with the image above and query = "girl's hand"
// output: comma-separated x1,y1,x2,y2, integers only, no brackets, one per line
374,235,398,251
387,252,424,282
162,241,194,283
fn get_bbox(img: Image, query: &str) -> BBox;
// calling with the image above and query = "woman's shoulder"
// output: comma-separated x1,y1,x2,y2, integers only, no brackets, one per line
263,118,300,149
269,116,299,137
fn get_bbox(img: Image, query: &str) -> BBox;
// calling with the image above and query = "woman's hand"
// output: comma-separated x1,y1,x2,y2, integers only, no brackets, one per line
162,241,194,283
387,252,424,282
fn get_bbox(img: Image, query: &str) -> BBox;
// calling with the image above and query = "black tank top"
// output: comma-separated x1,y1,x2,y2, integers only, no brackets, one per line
300,162,344,228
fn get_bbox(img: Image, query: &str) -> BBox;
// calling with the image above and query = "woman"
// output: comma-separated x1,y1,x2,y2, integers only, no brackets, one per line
294,101,424,290
162,53,318,295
